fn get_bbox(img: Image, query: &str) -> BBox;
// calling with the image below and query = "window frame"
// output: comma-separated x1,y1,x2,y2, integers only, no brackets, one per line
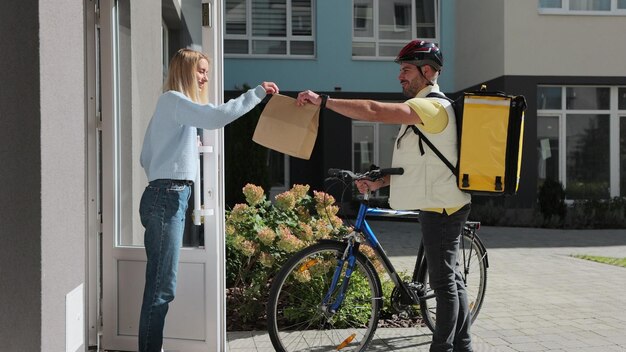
537,85,624,199
224,0,316,59
538,0,626,15
351,120,400,199
352,0,439,61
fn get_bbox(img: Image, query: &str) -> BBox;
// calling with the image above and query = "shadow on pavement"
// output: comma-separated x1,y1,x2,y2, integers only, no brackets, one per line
364,220,626,258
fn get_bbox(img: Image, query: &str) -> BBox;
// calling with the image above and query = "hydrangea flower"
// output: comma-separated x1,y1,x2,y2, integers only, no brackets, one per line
243,183,265,206
276,225,304,253
257,227,276,246
229,203,251,223
290,184,310,202
259,252,274,268
275,191,296,211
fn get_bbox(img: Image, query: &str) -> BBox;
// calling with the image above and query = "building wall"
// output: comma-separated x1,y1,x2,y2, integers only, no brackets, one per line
454,0,505,92
0,1,43,351
504,2,626,76
39,0,87,350
454,1,626,90
224,1,402,93
0,1,87,351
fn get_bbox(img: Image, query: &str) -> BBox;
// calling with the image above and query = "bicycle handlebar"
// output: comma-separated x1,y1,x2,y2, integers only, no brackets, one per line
327,167,404,181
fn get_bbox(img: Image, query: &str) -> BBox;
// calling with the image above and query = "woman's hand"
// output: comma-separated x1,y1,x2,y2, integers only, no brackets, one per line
261,82,279,95
296,90,322,107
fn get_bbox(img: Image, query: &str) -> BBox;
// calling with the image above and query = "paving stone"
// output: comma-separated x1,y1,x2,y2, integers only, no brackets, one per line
228,224,626,351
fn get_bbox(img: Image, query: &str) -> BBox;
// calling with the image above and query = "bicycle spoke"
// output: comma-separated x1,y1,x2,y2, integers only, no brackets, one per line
268,243,381,351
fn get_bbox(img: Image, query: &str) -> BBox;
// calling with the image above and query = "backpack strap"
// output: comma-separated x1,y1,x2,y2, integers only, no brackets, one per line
426,91,454,104
406,92,458,175
409,125,458,175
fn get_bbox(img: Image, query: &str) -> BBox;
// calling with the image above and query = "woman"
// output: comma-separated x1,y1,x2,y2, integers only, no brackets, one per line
138,48,278,352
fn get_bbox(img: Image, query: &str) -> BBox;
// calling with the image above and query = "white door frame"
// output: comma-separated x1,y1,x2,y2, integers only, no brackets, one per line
97,0,226,350
85,0,102,348
201,0,227,349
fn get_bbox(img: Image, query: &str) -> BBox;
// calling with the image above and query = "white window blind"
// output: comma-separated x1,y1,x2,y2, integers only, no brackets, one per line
352,0,438,59
225,0,314,57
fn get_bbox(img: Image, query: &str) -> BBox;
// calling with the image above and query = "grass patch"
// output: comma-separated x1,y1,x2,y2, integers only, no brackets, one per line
573,255,626,268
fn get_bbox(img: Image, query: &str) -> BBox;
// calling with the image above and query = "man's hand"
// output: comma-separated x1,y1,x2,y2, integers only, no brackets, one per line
355,179,384,194
296,90,322,107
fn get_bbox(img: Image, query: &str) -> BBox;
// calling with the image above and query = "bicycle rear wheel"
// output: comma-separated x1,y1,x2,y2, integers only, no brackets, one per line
267,241,382,352
417,231,487,332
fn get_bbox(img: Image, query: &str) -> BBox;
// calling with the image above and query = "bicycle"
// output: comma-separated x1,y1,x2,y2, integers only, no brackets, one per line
267,167,489,352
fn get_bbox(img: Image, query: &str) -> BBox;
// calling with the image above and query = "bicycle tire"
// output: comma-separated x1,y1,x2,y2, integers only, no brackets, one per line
417,231,488,332
267,241,382,352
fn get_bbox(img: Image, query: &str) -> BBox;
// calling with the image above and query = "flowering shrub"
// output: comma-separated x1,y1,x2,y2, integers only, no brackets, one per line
225,183,352,328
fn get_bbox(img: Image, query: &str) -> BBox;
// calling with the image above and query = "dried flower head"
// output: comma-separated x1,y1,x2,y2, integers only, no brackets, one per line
276,225,304,253
225,223,236,236
293,269,311,283
313,191,335,209
290,184,310,201
297,222,314,242
259,252,275,268
275,191,296,211
228,203,251,223
242,184,265,206
257,227,277,246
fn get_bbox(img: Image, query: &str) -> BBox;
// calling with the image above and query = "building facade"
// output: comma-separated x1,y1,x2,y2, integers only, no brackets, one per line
224,0,626,209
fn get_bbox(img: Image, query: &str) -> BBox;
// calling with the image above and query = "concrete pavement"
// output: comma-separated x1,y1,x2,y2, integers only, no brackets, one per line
227,221,626,351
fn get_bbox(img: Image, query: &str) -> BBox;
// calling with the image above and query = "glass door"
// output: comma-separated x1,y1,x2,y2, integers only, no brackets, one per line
99,0,225,350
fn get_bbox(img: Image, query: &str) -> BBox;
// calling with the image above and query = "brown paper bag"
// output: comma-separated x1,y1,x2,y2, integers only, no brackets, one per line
253,94,320,160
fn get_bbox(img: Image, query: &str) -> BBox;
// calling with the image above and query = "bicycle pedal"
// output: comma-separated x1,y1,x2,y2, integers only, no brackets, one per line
408,282,426,298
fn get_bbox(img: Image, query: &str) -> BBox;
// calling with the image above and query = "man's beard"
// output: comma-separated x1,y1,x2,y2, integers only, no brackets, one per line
402,79,420,98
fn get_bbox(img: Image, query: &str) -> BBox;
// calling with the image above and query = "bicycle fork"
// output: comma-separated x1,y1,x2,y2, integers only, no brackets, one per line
322,239,359,315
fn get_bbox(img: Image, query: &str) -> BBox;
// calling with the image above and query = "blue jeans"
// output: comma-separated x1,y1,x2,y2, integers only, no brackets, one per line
419,204,472,352
138,179,191,352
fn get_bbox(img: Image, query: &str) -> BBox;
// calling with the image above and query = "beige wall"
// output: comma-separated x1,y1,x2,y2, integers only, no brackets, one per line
454,0,505,91
454,1,626,91
504,1,626,77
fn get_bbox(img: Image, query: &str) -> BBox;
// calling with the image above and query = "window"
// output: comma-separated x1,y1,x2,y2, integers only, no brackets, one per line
537,115,560,184
538,0,626,14
352,121,399,198
621,116,626,196
537,86,625,199
353,0,438,59
225,0,315,57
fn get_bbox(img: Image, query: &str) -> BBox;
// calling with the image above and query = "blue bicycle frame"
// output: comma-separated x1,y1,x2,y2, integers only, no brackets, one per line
322,201,424,313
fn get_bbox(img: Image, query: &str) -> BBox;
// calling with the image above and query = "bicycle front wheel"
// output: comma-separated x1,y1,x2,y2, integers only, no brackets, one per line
417,231,488,332
267,241,382,352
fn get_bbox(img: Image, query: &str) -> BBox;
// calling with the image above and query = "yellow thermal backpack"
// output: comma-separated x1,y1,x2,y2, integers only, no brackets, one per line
412,86,527,196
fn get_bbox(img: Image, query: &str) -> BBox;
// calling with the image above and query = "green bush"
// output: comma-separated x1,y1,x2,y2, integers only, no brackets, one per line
469,199,507,226
565,197,626,229
538,178,566,225
225,183,385,329
565,181,610,200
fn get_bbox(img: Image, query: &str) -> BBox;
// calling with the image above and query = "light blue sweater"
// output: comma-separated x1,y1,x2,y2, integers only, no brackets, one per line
140,85,267,182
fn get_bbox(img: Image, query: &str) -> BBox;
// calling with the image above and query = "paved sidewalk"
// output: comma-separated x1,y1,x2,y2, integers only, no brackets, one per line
227,222,626,351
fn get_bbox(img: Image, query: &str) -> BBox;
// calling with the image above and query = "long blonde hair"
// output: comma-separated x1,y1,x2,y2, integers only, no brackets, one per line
164,48,209,104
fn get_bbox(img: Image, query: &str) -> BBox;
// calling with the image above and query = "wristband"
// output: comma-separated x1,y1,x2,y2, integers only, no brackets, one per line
320,94,329,110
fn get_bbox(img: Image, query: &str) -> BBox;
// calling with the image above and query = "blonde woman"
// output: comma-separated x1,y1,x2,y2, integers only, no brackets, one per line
138,48,278,352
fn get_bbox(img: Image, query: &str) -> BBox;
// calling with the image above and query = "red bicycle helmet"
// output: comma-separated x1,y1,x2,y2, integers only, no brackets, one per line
395,40,443,71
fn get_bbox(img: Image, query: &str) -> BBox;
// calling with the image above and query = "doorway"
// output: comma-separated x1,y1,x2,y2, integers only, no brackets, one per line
87,0,227,350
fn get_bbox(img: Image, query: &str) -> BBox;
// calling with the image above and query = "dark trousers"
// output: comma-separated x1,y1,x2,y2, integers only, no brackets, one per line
419,204,472,352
